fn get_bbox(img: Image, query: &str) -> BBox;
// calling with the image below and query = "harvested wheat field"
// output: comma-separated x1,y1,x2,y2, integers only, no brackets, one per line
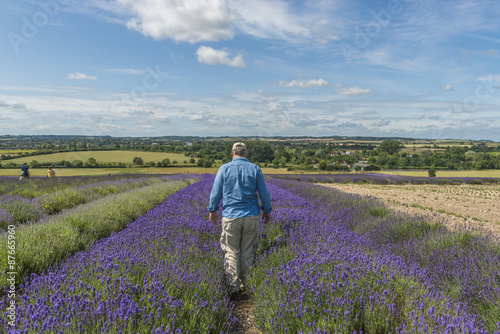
321,182,500,237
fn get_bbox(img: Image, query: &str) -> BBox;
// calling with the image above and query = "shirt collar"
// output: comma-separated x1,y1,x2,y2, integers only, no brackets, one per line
232,157,249,162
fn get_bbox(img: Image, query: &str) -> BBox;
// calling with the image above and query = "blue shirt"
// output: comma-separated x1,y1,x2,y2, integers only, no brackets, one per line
208,157,272,218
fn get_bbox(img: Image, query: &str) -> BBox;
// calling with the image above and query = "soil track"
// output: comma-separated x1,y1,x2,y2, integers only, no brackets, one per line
321,183,500,237
233,292,260,333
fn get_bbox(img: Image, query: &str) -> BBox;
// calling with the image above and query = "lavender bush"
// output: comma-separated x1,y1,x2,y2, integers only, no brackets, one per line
0,175,193,228
269,173,499,185
263,179,500,332
0,173,179,198
0,178,197,290
0,177,236,333
0,209,13,230
1,175,498,333
0,196,45,229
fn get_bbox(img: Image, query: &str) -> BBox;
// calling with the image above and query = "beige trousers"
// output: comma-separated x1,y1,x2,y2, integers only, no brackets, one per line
220,214,260,293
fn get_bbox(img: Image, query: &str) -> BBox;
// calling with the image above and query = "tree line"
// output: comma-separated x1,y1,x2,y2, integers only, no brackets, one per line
0,136,499,170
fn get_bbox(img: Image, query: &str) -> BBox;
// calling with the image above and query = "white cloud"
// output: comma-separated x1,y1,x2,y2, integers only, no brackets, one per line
83,0,343,45
196,46,245,67
67,72,97,80
118,0,235,43
337,86,371,96
442,84,454,92
230,0,309,40
278,79,328,88
477,74,500,82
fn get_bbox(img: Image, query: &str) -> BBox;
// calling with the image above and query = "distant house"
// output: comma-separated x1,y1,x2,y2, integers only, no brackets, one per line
352,163,371,171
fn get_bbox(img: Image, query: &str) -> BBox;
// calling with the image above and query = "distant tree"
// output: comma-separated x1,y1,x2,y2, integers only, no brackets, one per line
162,158,170,166
189,158,195,163
378,140,404,155
203,160,213,168
29,160,40,168
428,165,436,177
238,141,275,163
148,161,155,167
84,157,97,167
133,157,143,165
318,160,327,170
73,160,83,168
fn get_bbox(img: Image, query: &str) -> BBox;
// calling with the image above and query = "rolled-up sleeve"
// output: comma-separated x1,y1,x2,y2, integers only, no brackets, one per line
256,169,272,213
208,169,224,212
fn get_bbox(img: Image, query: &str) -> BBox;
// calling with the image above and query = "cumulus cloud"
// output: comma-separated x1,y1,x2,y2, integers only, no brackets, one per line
196,46,245,67
67,72,97,80
338,121,363,128
442,84,454,92
278,78,328,88
120,0,235,43
336,86,371,96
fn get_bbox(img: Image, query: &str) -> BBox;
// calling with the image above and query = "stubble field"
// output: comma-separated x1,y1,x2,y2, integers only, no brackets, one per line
320,182,500,237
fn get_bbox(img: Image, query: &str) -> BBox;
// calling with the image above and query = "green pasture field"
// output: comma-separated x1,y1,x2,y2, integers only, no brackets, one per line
372,170,500,178
7,150,190,165
401,147,446,153
0,149,38,155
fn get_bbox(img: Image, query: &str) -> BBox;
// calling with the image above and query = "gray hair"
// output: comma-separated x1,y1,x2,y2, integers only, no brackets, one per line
232,148,247,156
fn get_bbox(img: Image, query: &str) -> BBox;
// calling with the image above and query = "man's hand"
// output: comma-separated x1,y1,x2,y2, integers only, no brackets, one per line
209,211,219,225
262,212,271,224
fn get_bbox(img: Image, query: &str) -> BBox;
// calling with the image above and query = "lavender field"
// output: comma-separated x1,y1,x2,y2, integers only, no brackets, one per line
1,174,499,333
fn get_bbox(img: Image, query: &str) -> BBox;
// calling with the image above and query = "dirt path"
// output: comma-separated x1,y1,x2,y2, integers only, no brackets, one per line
320,183,500,237
233,292,261,333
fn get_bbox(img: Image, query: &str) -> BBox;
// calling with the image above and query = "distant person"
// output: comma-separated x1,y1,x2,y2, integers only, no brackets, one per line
208,142,272,297
47,166,56,178
20,162,30,180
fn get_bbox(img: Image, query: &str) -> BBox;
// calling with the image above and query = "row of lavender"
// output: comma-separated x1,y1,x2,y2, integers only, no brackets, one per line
250,179,499,332
1,177,237,333
269,173,500,185
0,174,162,198
0,175,190,230
0,175,198,291
2,176,498,332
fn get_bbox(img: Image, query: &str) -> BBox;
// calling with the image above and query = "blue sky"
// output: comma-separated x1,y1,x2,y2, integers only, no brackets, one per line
1,0,500,140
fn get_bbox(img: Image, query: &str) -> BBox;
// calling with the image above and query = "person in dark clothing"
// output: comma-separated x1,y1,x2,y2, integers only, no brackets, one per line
20,162,30,180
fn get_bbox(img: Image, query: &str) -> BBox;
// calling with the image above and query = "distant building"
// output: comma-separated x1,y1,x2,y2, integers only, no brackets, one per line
352,163,372,171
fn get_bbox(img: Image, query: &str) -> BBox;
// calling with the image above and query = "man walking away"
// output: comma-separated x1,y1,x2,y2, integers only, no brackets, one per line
20,162,30,180
208,142,272,296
